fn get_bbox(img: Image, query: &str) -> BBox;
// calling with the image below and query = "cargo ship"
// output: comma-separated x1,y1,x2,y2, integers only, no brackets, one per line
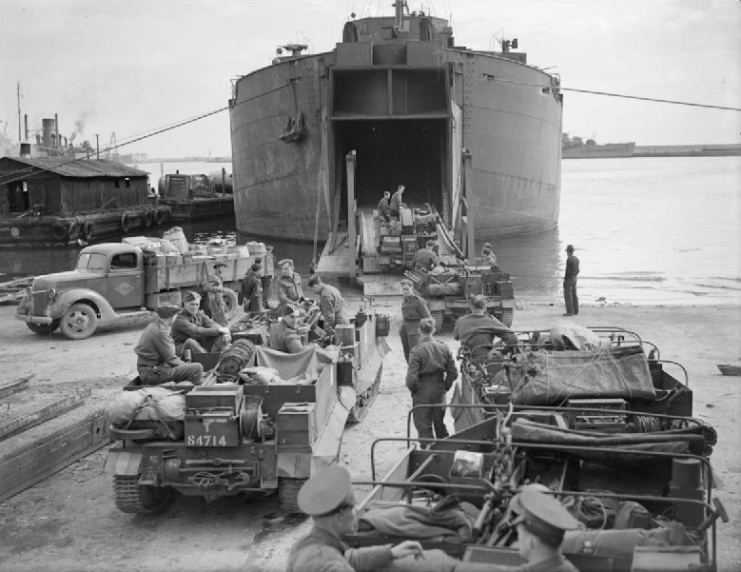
562,133,635,158
229,2,563,242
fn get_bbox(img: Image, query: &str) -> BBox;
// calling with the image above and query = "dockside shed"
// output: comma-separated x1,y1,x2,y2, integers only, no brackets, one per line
0,157,150,217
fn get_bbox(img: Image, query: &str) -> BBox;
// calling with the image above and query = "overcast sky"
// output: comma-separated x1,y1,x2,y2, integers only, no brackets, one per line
1,0,739,158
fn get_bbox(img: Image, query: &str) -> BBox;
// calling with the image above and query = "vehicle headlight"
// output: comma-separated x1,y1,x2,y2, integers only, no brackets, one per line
49,288,57,300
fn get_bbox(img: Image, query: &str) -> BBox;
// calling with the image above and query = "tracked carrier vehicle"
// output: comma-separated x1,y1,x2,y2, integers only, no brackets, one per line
105,307,389,514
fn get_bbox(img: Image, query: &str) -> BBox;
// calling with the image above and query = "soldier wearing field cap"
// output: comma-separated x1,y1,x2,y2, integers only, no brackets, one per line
500,485,580,572
276,258,304,313
286,465,423,572
201,260,229,326
134,304,203,385
171,291,231,356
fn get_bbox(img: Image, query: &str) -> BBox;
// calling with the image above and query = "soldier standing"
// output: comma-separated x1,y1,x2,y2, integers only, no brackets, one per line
286,465,423,572
399,279,431,362
389,184,405,217
275,259,304,313
241,262,264,317
307,275,349,330
201,260,229,326
405,317,458,445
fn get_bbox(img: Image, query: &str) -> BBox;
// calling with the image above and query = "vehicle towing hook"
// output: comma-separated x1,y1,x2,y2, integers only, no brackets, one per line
696,498,729,533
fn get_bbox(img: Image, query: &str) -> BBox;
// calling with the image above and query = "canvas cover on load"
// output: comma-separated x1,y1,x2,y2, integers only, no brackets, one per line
254,345,335,384
506,345,656,405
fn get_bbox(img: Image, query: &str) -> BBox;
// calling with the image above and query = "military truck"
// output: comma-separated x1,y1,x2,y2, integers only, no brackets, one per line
405,262,515,330
104,308,390,514
15,239,272,339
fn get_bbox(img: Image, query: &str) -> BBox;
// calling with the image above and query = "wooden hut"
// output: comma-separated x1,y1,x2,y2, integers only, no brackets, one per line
0,157,170,246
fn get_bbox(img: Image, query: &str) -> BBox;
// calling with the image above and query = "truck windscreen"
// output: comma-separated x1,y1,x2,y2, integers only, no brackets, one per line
76,252,108,272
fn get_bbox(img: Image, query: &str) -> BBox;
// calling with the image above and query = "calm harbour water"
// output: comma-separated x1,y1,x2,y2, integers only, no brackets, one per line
2,157,739,306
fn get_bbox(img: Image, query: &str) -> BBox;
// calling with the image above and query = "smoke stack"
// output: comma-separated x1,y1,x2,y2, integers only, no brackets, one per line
55,113,59,149
24,114,28,141
42,118,55,147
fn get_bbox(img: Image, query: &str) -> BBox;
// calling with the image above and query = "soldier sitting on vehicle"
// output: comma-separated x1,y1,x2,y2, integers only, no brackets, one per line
412,239,440,272
171,291,231,356
134,304,203,385
287,465,423,572
268,307,309,354
453,295,518,365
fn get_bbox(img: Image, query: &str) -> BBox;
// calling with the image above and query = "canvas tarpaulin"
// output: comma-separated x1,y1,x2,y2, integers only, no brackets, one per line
254,345,335,384
506,346,656,405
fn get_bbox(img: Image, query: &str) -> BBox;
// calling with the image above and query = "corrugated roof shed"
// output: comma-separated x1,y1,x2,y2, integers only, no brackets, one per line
5,157,150,178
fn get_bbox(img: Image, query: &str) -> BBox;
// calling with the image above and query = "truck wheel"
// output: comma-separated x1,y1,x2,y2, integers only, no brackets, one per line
113,475,169,514
222,288,238,321
431,310,445,333
60,303,98,339
26,319,60,335
278,477,306,514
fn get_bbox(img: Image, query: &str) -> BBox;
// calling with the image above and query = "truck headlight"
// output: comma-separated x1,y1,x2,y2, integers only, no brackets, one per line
49,288,57,300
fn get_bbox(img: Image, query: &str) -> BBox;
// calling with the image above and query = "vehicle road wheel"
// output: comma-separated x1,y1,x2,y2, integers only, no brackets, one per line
431,310,445,333
222,288,238,321
113,475,169,514
60,303,98,339
26,319,60,335
278,477,306,514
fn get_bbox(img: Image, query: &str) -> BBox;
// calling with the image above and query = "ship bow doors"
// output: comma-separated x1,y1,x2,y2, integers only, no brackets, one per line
329,63,452,226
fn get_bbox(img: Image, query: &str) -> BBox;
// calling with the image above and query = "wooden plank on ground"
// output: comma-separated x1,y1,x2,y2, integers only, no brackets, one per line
0,409,110,503
0,389,91,441
0,376,33,399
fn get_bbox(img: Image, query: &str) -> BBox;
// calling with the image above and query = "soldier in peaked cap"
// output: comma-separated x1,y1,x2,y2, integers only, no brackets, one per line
286,466,423,572
498,485,580,572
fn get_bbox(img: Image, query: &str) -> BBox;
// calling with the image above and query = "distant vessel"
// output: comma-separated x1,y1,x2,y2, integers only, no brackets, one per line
229,2,563,242
562,133,635,159
157,172,234,221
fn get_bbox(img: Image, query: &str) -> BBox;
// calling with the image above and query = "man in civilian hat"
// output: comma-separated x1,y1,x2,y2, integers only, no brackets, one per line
502,485,580,571
307,274,348,331
201,260,229,326
286,465,423,572
276,258,304,313
563,244,580,317
171,291,231,356
134,304,203,385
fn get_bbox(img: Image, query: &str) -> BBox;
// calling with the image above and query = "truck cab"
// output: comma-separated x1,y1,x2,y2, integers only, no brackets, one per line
73,245,146,309
16,243,149,339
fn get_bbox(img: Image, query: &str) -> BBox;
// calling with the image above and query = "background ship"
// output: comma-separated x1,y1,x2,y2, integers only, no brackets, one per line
562,133,635,159
229,2,563,242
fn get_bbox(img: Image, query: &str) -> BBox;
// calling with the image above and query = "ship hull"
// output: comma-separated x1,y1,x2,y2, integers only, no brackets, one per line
230,32,562,241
